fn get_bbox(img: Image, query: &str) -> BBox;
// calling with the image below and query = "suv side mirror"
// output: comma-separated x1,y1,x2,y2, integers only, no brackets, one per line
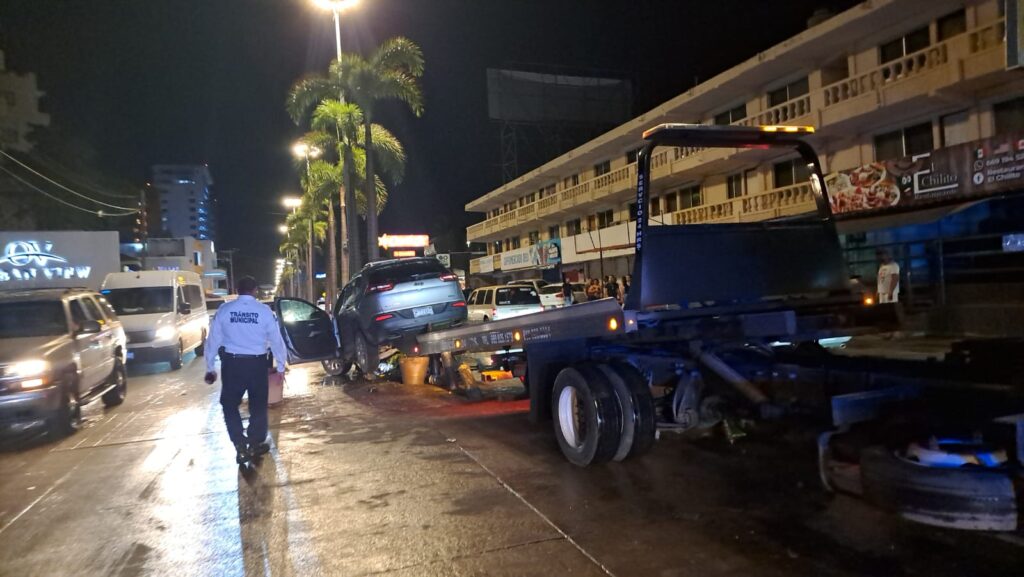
78,320,102,334
178,303,192,315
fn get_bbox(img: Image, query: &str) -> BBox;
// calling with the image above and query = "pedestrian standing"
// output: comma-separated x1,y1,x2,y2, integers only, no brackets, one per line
561,274,574,307
617,276,627,305
605,275,619,302
876,249,900,303
586,279,602,301
204,276,288,465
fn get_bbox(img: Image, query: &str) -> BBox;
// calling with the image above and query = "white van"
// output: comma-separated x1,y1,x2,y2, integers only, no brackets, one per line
100,271,208,369
466,285,544,322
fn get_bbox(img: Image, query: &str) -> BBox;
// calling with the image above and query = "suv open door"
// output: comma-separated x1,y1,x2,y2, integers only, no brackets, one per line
273,297,340,365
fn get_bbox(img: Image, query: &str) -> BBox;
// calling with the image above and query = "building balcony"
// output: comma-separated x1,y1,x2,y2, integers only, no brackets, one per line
465,18,1007,245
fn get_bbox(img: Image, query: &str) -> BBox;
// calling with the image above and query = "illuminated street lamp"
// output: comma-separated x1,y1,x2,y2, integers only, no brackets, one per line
278,224,289,234
292,140,322,303
282,196,302,210
312,0,361,64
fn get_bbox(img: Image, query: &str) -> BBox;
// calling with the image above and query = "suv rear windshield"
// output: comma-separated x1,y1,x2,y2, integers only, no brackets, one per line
103,287,174,315
496,286,540,305
367,260,447,285
0,301,67,338
539,285,564,295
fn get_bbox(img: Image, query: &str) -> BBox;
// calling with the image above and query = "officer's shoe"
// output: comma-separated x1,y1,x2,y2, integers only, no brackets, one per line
250,441,271,457
234,443,252,465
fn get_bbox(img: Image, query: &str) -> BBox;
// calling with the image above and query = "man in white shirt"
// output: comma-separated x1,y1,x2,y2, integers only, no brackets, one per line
876,249,900,304
204,276,288,465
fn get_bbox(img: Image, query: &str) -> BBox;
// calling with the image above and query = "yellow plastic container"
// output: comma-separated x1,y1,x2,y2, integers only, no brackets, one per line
399,355,430,385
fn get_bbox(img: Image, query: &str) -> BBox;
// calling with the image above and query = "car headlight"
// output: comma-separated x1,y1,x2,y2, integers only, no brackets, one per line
155,326,177,341
8,359,49,378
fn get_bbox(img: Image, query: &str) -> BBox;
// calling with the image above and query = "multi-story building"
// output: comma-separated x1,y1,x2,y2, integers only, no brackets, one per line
0,49,49,152
151,165,216,241
464,0,1024,334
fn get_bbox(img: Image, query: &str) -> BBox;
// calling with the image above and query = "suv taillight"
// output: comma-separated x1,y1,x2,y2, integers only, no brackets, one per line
440,273,458,282
366,282,394,294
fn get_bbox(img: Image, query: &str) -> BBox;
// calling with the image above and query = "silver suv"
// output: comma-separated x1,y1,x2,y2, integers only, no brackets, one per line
275,258,467,375
0,289,128,437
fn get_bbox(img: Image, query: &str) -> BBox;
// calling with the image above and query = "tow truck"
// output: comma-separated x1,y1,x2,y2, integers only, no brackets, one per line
276,125,1023,531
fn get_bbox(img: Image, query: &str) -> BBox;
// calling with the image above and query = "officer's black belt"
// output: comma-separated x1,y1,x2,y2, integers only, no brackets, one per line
221,352,268,359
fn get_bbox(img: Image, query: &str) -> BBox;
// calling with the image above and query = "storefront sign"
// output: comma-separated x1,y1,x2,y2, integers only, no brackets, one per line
827,132,1024,216
500,238,562,271
0,231,120,289
478,255,494,274
436,253,451,267
378,234,430,249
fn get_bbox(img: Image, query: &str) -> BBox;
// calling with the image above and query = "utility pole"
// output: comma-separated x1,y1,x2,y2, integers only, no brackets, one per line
219,249,237,294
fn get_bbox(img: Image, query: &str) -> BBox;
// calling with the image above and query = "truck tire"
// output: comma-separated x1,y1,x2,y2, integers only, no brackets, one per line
102,359,127,407
603,362,656,460
860,445,1018,531
551,364,622,466
49,381,80,438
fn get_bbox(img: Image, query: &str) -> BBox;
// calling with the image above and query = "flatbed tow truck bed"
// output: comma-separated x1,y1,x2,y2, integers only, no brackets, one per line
408,124,1024,531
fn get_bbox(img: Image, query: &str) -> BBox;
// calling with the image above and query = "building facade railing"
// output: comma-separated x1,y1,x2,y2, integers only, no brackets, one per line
466,18,1007,244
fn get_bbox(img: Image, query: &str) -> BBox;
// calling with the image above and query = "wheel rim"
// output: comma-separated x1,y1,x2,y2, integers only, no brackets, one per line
324,359,344,374
68,390,80,426
558,385,585,449
116,368,126,397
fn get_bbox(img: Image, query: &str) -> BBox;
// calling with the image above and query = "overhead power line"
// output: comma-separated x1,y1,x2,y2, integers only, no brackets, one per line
0,149,140,211
0,164,138,217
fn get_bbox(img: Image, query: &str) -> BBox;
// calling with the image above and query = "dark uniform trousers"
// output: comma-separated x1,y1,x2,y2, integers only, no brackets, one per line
219,354,269,446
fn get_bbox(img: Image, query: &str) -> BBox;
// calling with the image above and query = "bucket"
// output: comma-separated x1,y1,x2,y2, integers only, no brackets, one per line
268,371,285,405
399,355,430,385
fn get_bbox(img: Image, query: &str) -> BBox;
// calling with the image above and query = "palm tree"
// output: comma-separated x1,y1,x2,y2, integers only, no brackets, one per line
345,38,424,261
300,157,344,306
284,204,327,301
287,37,424,262
310,100,364,278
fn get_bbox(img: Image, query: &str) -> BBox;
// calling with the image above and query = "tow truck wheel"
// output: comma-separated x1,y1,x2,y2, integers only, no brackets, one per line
601,362,656,460
551,364,622,466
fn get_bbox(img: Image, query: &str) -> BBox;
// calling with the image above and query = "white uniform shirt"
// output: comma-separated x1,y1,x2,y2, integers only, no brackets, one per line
205,295,288,372
877,262,900,303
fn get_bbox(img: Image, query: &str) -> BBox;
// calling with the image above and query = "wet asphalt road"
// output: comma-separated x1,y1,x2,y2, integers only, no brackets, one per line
0,353,1022,577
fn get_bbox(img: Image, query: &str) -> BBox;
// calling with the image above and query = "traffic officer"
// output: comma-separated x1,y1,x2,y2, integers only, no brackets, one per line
204,276,288,464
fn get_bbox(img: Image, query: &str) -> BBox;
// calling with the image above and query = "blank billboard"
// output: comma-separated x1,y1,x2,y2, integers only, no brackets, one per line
487,69,632,125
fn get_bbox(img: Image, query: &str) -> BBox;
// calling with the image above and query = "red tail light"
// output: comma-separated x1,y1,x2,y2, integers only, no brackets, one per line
374,313,394,322
452,301,466,308
440,273,458,282
367,282,394,294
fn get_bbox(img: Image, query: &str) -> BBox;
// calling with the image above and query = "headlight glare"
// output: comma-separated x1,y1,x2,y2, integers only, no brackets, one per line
155,326,177,341
9,359,49,378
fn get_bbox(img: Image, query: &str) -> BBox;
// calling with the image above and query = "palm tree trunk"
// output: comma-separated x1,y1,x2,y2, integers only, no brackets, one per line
326,200,338,308
306,218,314,301
364,119,379,262
343,149,362,275
339,185,349,286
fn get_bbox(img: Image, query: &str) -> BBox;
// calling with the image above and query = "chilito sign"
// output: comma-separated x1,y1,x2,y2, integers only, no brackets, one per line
827,132,1024,216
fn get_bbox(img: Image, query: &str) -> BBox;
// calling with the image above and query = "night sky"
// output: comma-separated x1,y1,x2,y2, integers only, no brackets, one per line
0,0,855,281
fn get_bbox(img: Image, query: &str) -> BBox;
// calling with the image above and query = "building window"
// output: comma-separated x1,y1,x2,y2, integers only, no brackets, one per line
773,159,812,188
937,9,966,41
597,209,615,229
678,185,702,209
506,237,520,250
941,110,970,147
664,191,678,213
994,97,1024,133
492,241,501,254
650,197,661,217
566,218,582,235
628,203,638,221
548,225,560,239
563,174,579,189
593,160,611,177
714,103,747,125
528,230,540,245
874,122,934,160
626,147,643,164
879,26,930,64
727,174,745,199
767,77,810,108
526,192,536,204
544,184,556,197
586,214,597,231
